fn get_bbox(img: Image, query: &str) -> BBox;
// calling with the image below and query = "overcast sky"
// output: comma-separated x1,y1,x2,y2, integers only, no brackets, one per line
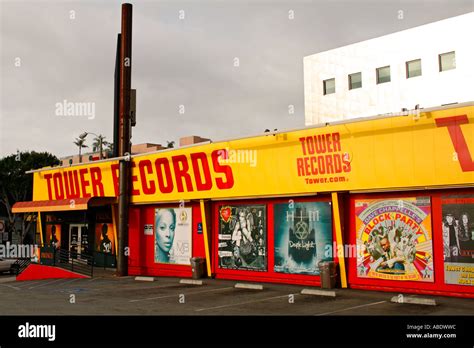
1,0,473,158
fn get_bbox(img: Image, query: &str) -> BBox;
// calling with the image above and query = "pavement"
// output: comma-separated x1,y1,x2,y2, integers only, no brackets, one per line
0,272,473,315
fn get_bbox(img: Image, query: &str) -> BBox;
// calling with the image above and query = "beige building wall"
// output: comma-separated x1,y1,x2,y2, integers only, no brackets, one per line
61,143,165,165
179,136,211,147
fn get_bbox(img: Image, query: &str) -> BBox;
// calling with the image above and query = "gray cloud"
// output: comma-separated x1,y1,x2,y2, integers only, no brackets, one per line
1,0,472,157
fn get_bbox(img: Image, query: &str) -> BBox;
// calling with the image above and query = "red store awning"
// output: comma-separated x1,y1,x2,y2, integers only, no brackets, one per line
12,197,117,213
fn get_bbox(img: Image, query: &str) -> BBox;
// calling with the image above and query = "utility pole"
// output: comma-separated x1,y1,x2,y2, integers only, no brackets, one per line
113,33,121,158
117,3,132,276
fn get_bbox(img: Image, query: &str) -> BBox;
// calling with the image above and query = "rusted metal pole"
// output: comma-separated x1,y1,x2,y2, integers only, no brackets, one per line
117,3,132,277
113,33,121,158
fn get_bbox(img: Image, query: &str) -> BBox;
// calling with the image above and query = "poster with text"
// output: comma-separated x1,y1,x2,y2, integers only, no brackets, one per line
441,196,474,286
274,202,332,275
95,223,115,254
45,224,61,249
218,205,266,271
355,197,433,282
154,208,192,265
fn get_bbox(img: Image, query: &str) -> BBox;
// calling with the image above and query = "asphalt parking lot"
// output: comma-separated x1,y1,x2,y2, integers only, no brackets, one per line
0,273,473,315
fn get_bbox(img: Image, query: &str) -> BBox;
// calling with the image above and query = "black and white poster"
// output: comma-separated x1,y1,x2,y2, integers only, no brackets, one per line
217,205,267,271
442,196,474,286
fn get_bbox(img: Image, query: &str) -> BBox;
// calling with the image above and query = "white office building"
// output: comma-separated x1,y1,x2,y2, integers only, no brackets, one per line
303,12,474,126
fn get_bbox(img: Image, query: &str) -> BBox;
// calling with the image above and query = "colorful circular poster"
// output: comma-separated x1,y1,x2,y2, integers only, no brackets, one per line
355,197,433,282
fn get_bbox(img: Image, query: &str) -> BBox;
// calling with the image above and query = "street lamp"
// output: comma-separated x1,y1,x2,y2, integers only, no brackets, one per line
79,132,104,160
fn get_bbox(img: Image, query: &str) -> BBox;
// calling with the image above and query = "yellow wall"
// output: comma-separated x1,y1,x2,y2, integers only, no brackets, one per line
33,104,474,203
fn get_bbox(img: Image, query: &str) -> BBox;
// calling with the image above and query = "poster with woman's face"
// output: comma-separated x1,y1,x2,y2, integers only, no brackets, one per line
217,205,267,271
274,202,333,275
154,208,192,265
95,223,115,254
45,224,61,249
441,195,474,286
355,197,433,282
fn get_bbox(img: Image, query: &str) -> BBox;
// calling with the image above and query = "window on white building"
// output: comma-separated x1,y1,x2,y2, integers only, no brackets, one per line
348,72,362,90
323,78,335,95
406,59,422,78
376,66,391,84
439,51,456,72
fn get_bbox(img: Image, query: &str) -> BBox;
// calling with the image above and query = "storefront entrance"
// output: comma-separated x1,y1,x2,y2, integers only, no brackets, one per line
69,224,89,258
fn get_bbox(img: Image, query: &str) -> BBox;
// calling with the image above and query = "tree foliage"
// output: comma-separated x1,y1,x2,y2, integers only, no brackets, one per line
0,151,60,242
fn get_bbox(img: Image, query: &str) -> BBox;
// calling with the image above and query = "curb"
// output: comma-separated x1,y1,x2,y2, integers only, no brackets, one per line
235,283,263,290
180,279,203,285
301,288,337,297
134,276,155,282
391,294,437,306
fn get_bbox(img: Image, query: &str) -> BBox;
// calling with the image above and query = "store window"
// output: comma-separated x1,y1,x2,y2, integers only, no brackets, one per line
440,195,474,286
439,51,456,72
273,201,333,275
217,204,267,271
406,59,422,78
376,66,391,84
323,78,335,95
154,207,192,265
354,196,434,282
348,72,362,90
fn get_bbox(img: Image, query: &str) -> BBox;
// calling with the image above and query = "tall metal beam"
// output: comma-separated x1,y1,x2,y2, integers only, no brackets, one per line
117,3,133,277
113,33,121,158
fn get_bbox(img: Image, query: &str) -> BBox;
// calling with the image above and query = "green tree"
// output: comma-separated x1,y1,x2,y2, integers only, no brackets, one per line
104,142,114,158
0,151,60,243
166,141,175,149
74,137,88,163
92,134,109,160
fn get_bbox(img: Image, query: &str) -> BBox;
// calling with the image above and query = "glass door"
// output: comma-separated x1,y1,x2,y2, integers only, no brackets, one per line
69,224,88,258
79,225,89,257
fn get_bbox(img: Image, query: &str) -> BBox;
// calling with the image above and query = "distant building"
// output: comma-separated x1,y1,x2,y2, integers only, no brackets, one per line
130,143,165,155
61,137,211,166
179,136,211,147
61,143,165,165
304,12,474,126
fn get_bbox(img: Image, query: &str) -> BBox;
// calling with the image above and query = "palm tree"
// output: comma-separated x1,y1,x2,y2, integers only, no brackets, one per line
74,138,88,163
166,141,175,149
105,142,114,158
92,134,108,160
